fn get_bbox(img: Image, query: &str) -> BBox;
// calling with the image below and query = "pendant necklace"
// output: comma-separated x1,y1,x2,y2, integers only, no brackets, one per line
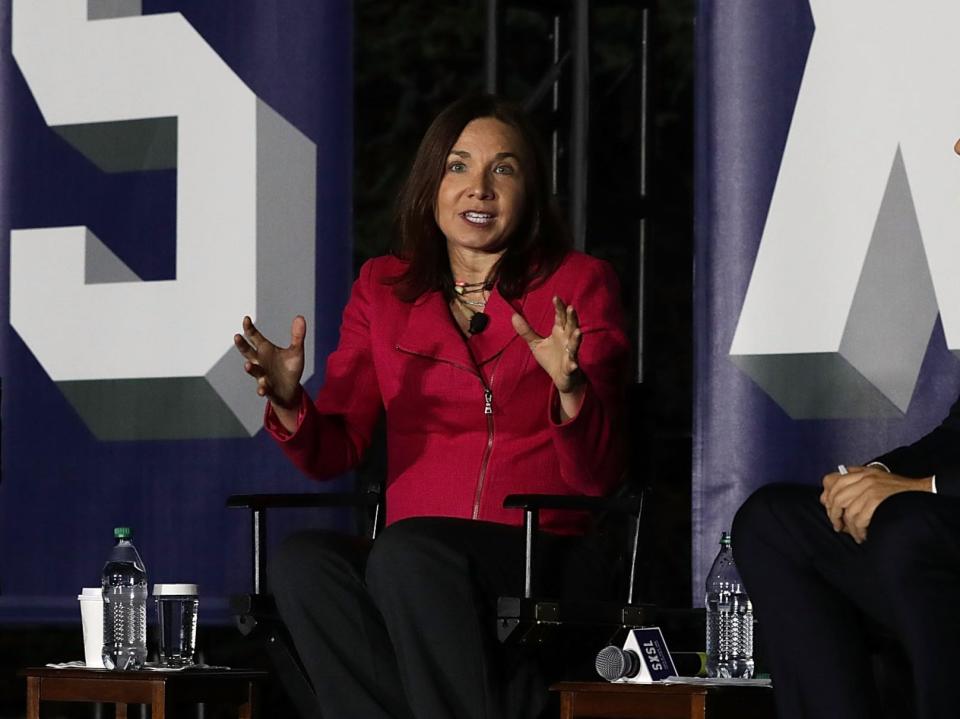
453,281,490,334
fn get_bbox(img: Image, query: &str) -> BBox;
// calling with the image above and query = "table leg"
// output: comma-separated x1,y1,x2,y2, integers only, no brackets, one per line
26,677,40,719
558,690,572,719
115,703,127,719
238,679,259,719
151,683,166,719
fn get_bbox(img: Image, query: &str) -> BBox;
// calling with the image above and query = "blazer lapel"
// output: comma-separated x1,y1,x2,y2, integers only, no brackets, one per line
395,290,477,373
394,286,524,371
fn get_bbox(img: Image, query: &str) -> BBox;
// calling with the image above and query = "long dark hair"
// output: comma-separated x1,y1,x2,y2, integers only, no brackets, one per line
389,94,571,301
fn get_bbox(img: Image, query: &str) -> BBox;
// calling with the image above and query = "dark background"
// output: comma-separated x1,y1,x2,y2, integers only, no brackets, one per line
0,0,694,715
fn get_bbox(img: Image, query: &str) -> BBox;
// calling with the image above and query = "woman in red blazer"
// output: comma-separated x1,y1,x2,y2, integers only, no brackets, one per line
234,94,629,719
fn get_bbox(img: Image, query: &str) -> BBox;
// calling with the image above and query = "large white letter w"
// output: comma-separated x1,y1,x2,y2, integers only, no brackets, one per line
730,0,960,418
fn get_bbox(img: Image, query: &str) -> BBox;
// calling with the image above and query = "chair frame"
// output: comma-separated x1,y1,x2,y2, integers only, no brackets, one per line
495,491,654,645
226,486,651,718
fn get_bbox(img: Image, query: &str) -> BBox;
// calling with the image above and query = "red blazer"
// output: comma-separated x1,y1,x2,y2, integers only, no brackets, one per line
267,251,629,534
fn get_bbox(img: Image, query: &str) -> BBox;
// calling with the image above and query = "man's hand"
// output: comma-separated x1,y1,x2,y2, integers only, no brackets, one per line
820,466,933,543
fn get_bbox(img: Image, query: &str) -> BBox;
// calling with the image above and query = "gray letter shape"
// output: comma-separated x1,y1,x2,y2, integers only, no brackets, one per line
84,228,141,284
204,100,317,439
55,116,177,173
87,0,142,21
731,148,938,419
56,101,316,440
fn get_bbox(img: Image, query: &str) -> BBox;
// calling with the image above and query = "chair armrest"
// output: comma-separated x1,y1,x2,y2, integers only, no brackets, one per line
502,489,646,604
227,491,382,594
227,492,380,510
502,493,642,515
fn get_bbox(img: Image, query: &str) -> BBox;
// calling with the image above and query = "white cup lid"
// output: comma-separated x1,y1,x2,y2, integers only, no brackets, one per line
78,587,101,600
153,583,198,596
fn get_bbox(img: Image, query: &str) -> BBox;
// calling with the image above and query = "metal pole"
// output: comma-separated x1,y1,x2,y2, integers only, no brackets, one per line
252,508,266,594
485,0,501,94
639,6,650,201
626,492,645,605
523,508,538,599
636,6,650,382
569,0,590,251
551,13,562,196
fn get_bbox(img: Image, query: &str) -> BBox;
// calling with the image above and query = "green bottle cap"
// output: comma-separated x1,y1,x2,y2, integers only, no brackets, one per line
114,527,132,539
719,531,731,546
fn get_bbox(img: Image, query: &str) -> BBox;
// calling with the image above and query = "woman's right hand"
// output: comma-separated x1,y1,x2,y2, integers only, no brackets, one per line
234,315,306,414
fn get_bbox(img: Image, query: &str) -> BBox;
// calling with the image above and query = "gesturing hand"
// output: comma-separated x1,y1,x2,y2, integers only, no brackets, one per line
512,296,586,419
820,465,933,544
233,315,306,411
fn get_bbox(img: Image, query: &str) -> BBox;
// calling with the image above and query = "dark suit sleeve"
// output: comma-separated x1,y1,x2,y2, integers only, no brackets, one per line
872,395,960,496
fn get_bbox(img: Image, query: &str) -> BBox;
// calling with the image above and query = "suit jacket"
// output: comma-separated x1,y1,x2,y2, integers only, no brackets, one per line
266,251,630,534
874,395,960,495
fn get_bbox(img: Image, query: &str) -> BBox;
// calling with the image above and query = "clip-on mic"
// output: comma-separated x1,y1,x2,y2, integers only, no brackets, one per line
468,312,489,334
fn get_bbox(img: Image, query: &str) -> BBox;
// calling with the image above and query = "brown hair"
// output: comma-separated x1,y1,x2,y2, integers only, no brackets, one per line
389,94,571,301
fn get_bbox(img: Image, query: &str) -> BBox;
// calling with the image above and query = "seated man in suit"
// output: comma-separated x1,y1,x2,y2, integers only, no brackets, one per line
731,144,960,719
734,394,960,719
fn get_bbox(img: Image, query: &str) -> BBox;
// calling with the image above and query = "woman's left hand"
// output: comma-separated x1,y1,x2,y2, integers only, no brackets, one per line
512,296,586,419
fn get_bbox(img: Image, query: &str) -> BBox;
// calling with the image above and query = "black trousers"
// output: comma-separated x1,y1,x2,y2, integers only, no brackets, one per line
732,484,960,719
270,516,613,719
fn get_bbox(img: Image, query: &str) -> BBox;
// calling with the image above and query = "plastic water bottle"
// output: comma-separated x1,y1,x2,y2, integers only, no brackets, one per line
705,531,754,678
101,527,148,670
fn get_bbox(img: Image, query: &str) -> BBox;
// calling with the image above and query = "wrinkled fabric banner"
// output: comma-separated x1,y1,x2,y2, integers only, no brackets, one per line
693,0,960,604
0,0,352,622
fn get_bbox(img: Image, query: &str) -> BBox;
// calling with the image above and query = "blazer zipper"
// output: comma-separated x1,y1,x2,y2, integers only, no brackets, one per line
473,377,495,520
394,344,497,520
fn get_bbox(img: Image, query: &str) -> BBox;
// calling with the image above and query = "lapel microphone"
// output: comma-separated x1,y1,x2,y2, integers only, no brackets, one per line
468,312,490,334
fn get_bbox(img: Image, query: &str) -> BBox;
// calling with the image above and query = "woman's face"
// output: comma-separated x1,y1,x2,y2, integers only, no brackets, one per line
434,117,528,258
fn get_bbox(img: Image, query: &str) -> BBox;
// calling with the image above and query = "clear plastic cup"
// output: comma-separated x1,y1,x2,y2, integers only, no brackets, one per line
153,583,198,667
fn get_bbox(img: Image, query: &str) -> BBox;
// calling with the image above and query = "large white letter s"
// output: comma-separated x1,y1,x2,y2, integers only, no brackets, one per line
10,0,316,439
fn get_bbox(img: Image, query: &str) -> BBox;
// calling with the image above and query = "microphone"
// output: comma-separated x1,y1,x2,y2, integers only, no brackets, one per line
593,628,685,683
468,312,489,334
596,645,641,681
596,644,706,681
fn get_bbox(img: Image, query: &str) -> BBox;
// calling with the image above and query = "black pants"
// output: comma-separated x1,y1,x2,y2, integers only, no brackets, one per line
732,484,960,719
270,516,613,719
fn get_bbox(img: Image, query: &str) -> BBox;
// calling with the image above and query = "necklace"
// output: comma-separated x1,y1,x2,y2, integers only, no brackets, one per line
452,293,490,335
454,279,492,296
455,296,487,307
451,276,492,334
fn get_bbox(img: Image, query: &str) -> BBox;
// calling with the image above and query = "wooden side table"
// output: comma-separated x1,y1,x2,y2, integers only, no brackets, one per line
551,680,775,719
18,667,267,719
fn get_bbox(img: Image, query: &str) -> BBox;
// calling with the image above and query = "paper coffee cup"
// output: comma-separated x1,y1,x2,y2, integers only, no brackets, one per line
78,587,104,669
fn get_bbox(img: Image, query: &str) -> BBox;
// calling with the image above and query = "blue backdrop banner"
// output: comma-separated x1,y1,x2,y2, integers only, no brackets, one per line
694,0,960,603
0,0,353,623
